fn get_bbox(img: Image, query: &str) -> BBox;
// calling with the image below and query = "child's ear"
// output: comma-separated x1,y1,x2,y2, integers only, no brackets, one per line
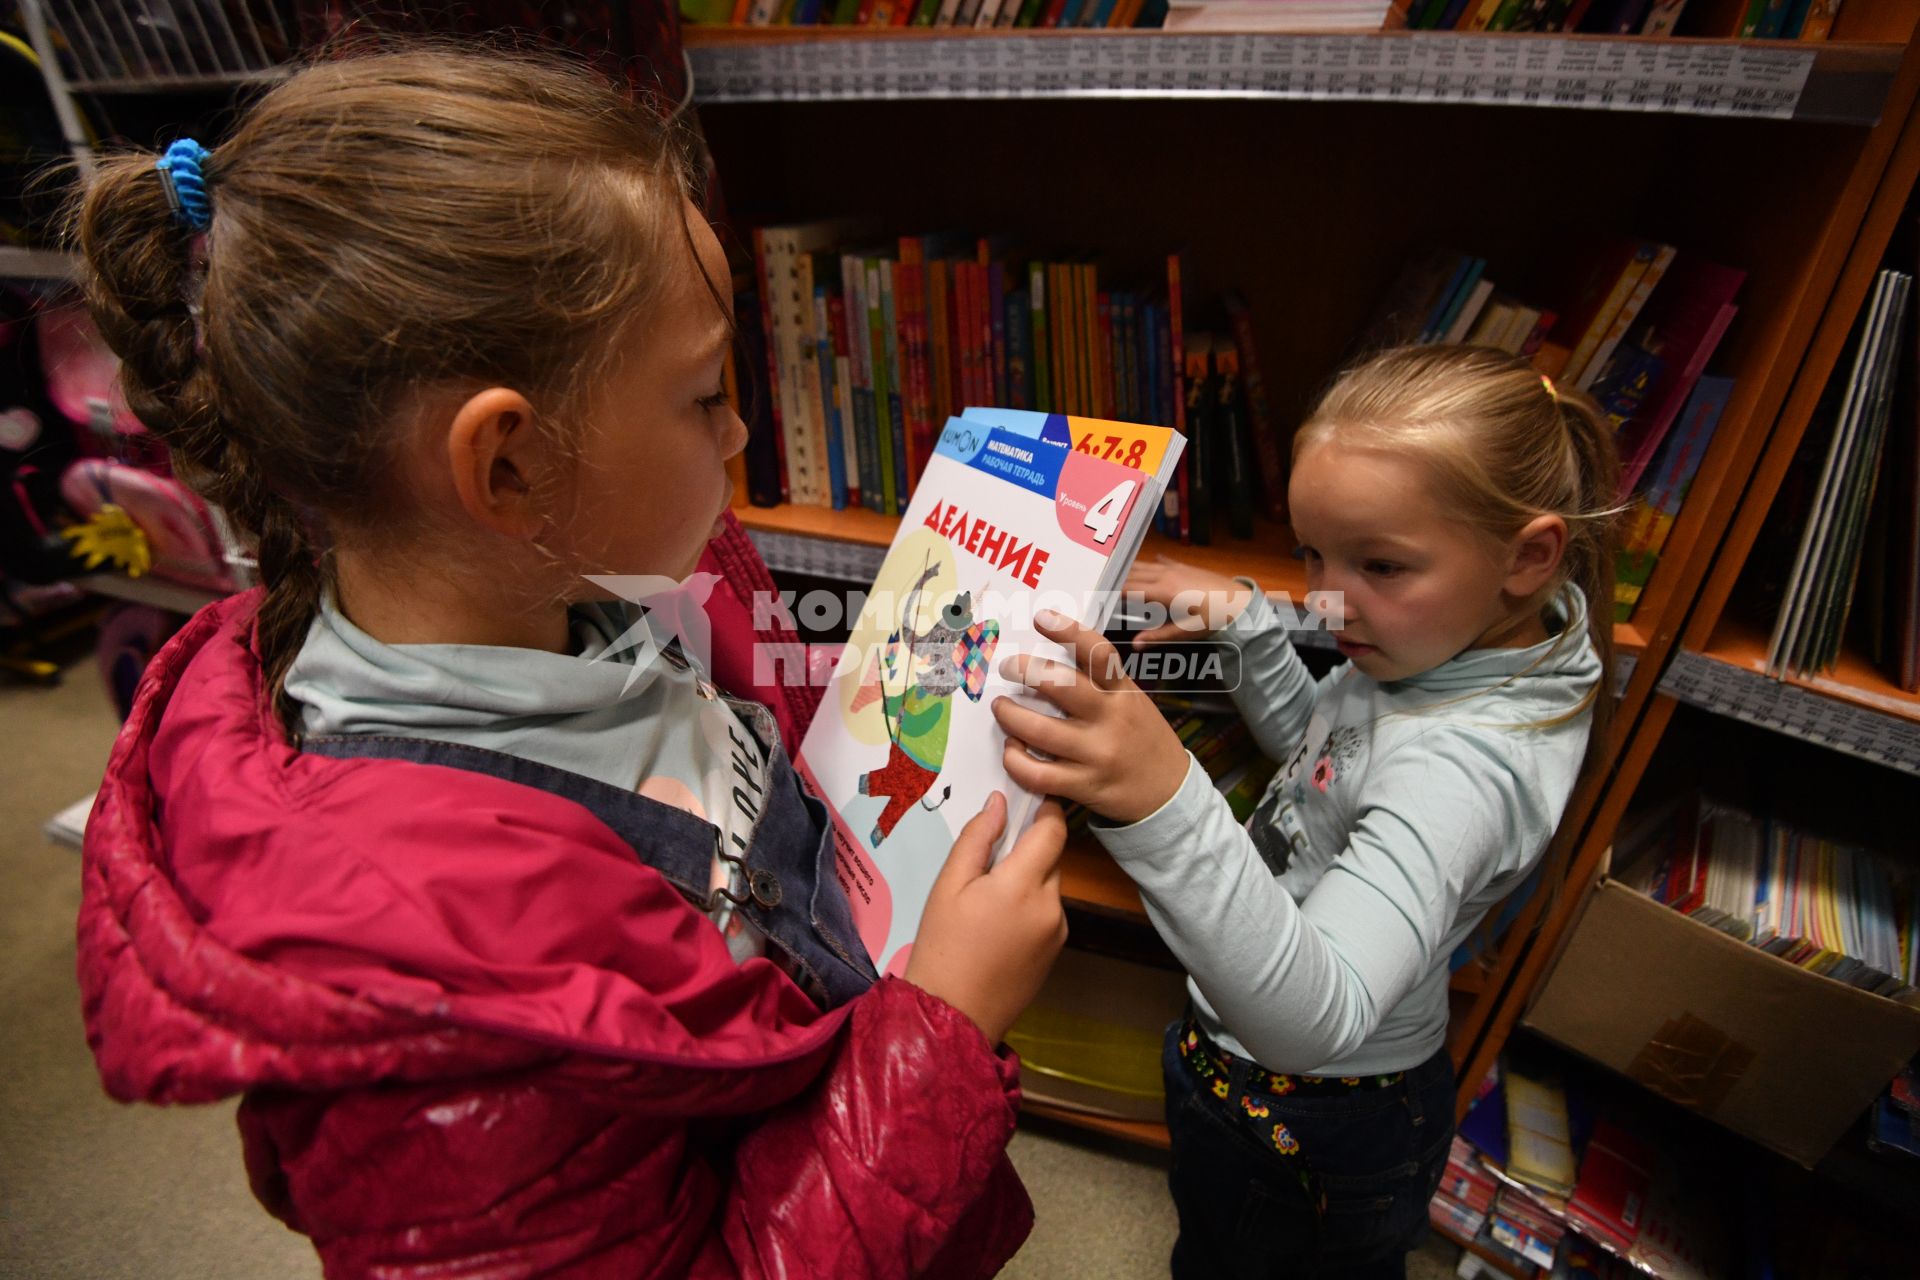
1504,514,1567,599
445,387,547,538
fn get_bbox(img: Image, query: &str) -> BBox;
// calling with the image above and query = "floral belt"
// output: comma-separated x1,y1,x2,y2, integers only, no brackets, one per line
1177,1017,1408,1101
1176,1017,1409,1219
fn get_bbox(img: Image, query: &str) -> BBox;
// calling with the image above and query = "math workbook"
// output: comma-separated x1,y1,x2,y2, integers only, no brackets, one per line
796,408,1183,976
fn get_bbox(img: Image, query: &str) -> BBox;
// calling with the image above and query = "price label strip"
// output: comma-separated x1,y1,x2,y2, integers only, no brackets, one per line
746,526,890,584
693,34,1814,121
1659,649,1920,777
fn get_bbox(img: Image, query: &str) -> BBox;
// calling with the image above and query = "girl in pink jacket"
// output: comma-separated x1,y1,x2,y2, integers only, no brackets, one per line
73,45,1065,1279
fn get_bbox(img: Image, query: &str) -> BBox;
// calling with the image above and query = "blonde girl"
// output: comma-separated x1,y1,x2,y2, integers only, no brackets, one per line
993,345,1618,1278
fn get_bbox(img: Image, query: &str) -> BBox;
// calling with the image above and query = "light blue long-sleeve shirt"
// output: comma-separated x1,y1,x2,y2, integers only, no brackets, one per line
1092,583,1602,1076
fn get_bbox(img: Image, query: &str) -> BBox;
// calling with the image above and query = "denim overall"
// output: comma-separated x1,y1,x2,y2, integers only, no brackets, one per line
304,687,878,1011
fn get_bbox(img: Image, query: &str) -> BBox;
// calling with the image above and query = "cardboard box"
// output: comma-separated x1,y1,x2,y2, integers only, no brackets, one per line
1005,946,1187,1124
1524,868,1920,1168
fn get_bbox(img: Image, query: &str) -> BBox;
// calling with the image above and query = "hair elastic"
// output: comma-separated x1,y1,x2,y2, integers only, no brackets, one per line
1540,373,1559,405
155,138,213,232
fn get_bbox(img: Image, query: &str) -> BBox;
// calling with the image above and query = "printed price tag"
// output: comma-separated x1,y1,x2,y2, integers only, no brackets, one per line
691,33,1815,120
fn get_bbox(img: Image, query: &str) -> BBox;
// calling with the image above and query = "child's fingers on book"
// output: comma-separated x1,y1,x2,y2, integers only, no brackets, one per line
991,696,1082,759
1001,738,1076,800
998,801,1069,886
1032,609,1127,688
998,657,1102,714
936,792,1009,887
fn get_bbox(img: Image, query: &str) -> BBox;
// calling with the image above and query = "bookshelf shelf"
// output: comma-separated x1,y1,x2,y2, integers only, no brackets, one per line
1020,1096,1170,1147
0,246,76,282
685,27,1898,125
73,572,225,617
1060,834,1145,918
735,502,1649,662
1658,618,1920,776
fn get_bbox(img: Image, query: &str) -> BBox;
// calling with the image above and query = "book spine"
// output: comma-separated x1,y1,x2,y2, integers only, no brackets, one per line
1621,302,1738,494
878,261,910,509
893,241,924,493
776,233,817,503
1050,264,1072,416
927,258,952,429
864,261,896,514
814,287,848,508
1577,244,1677,394
1105,291,1121,420
907,258,937,489
1082,265,1101,419
752,230,791,503
796,250,832,506
1143,303,1162,427
954,261,977,411
827,292,861,509
1168,252,1191,541
1226,298,1285,523
988,260,1010,407
1030,263,1052,412
1184,337,1213,545
1799,0,1840,39
843,255,881,514
1215,340,1255,540
1007,288,1033,410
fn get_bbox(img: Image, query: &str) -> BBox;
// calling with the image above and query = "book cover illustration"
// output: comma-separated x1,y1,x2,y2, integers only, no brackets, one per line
798,408,1181,975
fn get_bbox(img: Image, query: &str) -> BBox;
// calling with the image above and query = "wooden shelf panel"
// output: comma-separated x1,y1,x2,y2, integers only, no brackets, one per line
736,501,1648,663
0,246,76,282
74,572,226,616
1659,617,1920,776
1061,833,1145,919
687,28,1898,125
1019,1096,1171,1147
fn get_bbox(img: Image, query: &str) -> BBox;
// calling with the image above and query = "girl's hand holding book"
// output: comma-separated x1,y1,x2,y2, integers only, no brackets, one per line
1123,556,1256,647
991,612,1192,827
904,793,1069,1047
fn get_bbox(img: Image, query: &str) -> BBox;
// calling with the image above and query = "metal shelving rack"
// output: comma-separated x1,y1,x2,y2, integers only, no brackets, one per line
18,0,296,171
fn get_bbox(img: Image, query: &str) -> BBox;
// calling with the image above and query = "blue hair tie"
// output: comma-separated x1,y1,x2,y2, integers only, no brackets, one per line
155,138,213,232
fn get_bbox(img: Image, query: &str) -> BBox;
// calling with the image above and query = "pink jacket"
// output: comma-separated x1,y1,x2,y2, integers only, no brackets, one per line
77,517,1034,1278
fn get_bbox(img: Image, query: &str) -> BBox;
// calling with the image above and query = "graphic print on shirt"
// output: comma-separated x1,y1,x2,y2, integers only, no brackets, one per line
1248,710,1331,876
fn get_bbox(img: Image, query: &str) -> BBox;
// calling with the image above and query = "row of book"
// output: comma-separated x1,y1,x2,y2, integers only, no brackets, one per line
1432,1061,1727,1278
1400,0,1840,36
742,225,1287,543
686,0,1841,34
686,0,1181,28
1754,263,1920,686
1618,794,1920,998
1360,237,1744,623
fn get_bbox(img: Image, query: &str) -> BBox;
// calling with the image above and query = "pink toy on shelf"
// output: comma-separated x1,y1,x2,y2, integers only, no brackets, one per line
61,458,251,594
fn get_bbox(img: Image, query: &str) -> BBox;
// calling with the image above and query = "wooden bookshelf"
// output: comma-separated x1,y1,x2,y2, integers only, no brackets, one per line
1463,23,1920,1153
702,0,1920,1147
685,27,1902,127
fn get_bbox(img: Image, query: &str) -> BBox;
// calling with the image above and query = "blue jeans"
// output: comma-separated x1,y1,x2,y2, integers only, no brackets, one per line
1161,1021,1454,1279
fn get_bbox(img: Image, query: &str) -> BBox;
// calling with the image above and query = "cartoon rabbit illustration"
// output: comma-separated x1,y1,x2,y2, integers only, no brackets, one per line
857,557,999,846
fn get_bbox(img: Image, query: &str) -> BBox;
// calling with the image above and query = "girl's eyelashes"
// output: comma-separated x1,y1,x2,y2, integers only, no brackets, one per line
697,386,730,411
1362,560,1403,578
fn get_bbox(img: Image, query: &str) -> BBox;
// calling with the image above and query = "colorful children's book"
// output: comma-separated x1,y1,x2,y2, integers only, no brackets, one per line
797,409,1182,975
